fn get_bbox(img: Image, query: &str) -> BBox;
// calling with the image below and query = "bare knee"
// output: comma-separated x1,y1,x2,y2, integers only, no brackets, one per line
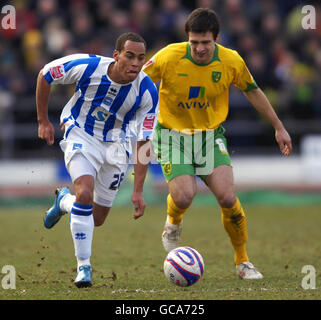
169,175,196,209
171,190,195,209
74,175,94,205
76,188,93,205
217,192,236,208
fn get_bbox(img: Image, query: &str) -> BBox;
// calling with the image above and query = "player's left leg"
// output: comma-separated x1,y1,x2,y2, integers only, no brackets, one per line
71,174,95,288
71,154,121,288
62,152,99,288
205,165,263,279
205,165,248,263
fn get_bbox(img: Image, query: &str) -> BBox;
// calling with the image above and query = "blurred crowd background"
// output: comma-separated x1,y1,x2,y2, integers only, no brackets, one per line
0,0,320,159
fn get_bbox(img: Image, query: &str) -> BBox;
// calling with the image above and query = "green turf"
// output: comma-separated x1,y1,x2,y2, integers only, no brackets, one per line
0,203,320,300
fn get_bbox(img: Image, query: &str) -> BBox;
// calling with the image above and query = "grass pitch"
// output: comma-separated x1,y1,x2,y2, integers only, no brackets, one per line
0,201,320,300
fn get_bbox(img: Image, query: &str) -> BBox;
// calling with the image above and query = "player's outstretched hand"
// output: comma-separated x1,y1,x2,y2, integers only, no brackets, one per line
275,128,292,156
38,120,55,145
131,192,146,220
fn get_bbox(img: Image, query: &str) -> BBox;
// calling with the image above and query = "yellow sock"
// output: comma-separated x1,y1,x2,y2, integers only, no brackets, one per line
167,194,187,225
220,198,249,265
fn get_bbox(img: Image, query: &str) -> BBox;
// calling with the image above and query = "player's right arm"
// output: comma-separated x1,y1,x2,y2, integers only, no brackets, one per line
36,54,96,145
36,69,55,145
142,49,165,83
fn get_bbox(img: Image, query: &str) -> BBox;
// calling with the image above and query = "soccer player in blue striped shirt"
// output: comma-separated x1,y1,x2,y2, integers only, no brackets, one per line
36,32,159,288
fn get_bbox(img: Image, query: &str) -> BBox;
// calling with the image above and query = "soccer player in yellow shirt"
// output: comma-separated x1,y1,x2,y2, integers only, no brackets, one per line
143,8,292,279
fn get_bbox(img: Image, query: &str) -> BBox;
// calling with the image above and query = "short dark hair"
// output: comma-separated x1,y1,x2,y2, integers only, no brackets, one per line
185,8,220,41
115,32,146,52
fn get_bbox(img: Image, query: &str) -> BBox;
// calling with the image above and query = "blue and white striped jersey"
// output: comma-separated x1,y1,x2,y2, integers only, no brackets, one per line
42,54,159,142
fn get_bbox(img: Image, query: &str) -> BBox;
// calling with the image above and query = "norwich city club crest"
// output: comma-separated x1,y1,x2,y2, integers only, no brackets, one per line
212,71,221,83
163,161,172,175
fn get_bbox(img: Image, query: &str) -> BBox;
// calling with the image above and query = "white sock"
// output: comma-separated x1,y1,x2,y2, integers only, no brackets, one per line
60,193,76,213
70,202,94,268
77,258,91,269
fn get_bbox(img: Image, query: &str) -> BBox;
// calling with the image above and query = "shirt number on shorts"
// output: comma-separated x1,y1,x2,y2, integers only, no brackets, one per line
215,138,228,154
109,173,124,190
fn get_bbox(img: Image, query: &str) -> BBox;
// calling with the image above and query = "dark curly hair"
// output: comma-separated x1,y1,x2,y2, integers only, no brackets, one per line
185,8,220,41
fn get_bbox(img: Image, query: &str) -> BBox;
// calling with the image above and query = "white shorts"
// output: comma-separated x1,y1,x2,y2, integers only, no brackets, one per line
60,125,130,207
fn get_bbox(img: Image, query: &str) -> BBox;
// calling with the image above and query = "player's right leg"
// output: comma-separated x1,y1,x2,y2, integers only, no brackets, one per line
162,174,197,252
152,122,197,252
43,151,96,229
44,187,73,229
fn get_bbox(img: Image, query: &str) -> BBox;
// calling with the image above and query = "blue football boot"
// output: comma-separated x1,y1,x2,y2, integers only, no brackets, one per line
44,187,70,229
74,265,92,288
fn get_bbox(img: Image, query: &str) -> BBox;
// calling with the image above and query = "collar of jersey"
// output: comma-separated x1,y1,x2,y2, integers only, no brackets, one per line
182,42,220,66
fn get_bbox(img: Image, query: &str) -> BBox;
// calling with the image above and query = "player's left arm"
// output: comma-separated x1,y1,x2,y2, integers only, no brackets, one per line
131,140,151,220
131,78,159,219
244,88,292,156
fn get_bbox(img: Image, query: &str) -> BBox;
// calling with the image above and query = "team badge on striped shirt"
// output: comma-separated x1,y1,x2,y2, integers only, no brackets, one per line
50,65,64,79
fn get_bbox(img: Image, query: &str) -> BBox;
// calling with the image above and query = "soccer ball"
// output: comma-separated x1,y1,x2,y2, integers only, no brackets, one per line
164,246,205,287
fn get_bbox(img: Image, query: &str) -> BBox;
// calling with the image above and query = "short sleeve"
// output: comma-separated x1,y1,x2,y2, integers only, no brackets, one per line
231,52,259,92
142,49,166,83
42,54,96,85
135,77,159,141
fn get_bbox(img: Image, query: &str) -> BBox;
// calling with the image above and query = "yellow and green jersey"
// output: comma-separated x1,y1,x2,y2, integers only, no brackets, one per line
143,42,258,132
